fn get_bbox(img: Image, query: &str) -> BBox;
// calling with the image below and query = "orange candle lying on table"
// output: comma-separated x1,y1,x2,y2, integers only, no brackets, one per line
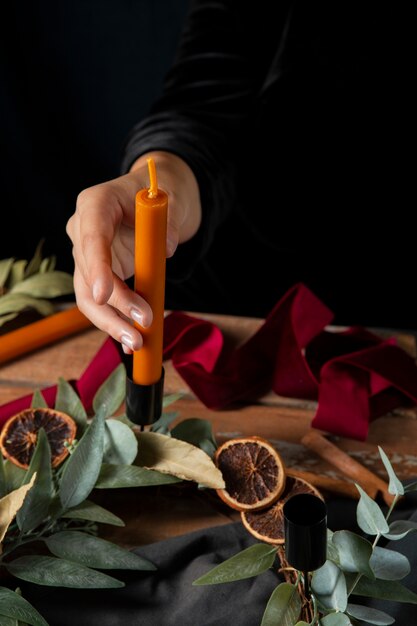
0,306,92,366
132,157,168,385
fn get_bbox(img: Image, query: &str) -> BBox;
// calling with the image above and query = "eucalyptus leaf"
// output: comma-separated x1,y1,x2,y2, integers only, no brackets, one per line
103,419,138,465
10,271,74,298
8,260,27,287
62,499,125,526
59,408,105,509
114,413,137,429
0,257,14,288
3,461,27,492
355,485,389,536
383,519,417,541
17,430,53,532
311,561,347,612
193,544,277,585
24,240,44,278
0,293,54,317
370,546,410,580
162,393,183,408
347,603,394,625
0,312,19,327
332,530,374,578
44,530,156,570
151,411,179,435
95,463,181,488
5,555,124,589
39,255,56,272
55,377,87,432
320,614,351,626
294,623,309,626
345,573,417,603
171,418,217,457
0,587,48,626
31,390,48,409
92,363,126,417
260,582,301,626
378,446,404,496
137,431,225,488
404,480,417,493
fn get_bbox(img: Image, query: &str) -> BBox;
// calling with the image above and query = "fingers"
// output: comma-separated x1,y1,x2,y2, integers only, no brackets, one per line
73,267,152,351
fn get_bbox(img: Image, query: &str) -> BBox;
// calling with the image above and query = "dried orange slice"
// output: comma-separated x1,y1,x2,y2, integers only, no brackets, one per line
0,407,77,469
213,436,286,511
241,475,324,544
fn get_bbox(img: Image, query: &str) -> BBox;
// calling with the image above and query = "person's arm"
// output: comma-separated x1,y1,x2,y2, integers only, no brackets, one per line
66,0,275,350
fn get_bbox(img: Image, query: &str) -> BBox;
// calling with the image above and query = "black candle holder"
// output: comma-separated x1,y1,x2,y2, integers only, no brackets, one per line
283,493,327,599
123,352,165,428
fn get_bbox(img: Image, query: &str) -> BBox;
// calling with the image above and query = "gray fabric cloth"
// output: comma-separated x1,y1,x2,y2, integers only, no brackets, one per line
21,492,417,625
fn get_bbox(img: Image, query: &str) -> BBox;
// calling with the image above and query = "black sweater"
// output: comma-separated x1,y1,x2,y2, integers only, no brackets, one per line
121,0,413,328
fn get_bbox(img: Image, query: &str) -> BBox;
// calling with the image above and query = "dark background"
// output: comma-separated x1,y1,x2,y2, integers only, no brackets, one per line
1,1,415,331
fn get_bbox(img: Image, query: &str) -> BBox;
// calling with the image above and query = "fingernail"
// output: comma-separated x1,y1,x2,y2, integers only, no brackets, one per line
166,238,177,257
120,332,141,351
121,343,132,355
131,307,144,326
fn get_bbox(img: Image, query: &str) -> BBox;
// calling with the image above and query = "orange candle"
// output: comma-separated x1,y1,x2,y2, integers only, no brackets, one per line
0,306,92,366
132,158,168,385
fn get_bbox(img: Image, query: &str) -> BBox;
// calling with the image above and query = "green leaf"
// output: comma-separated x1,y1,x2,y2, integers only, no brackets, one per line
171,418,217,457
294,623,310,626
6,555,124,589
3,461,27,492
39,255,56,273
10,271,74,298
55,377,87,432
347,603,394,625
311,561,347,612
332,530,374,578
355,484,389,536
260,582,302,626
151,411,179,435
383,519,417,541
0,586,48,626
31,390,48,409
59,409,105,509
346,573,417,603
162,393,183,408
0,257,14,288
193,544,277,585
103,419,138,465
44,530,155,570
94,463,181,488
8,260,27,288
92,363,126,418
370,546,410,580
0,293,54,317
378,446,404,496
0,312,19,328
404,480,417,493
0,456,7,498
16,429,53,532
62,499,125,526
24,239,45,278
321,614,351,626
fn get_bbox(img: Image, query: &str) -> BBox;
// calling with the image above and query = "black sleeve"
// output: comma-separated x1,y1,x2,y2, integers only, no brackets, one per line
120,0,280,281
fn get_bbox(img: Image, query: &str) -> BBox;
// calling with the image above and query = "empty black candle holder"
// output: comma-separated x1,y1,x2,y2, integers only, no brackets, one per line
283,493,327,599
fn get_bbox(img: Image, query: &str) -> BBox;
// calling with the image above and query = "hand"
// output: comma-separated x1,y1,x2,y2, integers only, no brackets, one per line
66,151,201,353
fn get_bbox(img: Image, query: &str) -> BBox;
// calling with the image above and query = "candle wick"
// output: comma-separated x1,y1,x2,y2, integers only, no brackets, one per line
147,157,158,199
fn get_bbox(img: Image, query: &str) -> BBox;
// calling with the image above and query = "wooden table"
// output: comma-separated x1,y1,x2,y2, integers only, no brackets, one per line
1,312,417,548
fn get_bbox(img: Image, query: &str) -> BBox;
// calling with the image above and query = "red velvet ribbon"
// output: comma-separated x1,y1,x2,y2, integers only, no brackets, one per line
2,283,417,440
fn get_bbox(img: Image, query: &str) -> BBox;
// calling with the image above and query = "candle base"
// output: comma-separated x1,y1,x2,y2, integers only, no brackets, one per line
125,364,165,426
